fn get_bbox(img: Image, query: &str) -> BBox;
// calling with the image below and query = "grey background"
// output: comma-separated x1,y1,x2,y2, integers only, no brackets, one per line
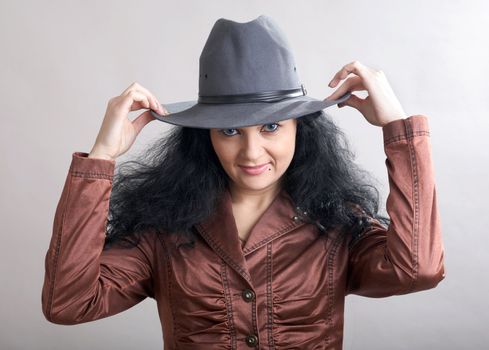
1,0,488,349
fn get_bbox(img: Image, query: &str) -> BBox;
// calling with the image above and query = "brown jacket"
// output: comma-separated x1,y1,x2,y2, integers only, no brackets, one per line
41,115,445,349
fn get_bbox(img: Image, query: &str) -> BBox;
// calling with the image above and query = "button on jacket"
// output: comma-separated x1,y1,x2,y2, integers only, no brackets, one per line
41,115,446,349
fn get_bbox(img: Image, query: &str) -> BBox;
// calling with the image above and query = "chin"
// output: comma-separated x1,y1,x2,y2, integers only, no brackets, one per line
236,177,280,191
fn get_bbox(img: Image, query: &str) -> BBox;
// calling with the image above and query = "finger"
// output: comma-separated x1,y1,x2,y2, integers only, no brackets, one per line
328,61,369,88
120,90,151,111
132,110,156,134
324,76,363,101
121,81,139,95
122,82,163,113
151,102,170,116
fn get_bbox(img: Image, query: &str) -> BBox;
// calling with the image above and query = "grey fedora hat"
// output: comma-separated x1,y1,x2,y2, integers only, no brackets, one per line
151,15,351,129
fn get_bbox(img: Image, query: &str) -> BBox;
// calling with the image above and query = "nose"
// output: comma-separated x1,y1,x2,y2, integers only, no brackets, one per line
240,132,265,161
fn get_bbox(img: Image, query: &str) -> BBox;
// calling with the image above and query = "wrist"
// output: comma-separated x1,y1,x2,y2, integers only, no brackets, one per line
88,150,115,161
381,116,407,128
88,142,117,161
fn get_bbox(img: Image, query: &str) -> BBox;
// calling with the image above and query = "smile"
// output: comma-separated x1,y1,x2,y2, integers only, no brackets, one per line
238,163,270,175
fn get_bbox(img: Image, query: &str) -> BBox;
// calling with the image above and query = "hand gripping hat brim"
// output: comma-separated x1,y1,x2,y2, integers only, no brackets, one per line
150,15,352,129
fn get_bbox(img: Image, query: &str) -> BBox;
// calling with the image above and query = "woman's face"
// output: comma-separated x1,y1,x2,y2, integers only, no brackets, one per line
209,118,298,194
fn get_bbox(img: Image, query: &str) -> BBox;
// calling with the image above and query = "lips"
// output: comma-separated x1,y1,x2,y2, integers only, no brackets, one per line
240,163,270,169
238,163,270,175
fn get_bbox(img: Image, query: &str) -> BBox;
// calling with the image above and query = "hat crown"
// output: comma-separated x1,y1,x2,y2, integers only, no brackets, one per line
198,15,302,97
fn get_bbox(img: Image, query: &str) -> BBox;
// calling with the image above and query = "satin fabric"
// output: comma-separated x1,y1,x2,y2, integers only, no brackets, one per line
41,115,445,349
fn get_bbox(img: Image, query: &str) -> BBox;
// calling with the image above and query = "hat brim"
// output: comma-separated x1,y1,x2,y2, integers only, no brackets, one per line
150,92,352,129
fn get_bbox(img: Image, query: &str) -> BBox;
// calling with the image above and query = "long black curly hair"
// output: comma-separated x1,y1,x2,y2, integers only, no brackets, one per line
103,110,390,251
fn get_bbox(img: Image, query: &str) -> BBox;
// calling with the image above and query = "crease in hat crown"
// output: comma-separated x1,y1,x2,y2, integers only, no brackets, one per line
197,15,306,103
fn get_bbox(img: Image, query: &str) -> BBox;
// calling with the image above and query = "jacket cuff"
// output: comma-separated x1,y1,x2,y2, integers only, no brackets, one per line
69,152,115,180
382,115,430,145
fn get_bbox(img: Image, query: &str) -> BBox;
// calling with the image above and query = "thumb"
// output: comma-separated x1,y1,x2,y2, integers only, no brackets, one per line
132,110,156,134
338,93,363,110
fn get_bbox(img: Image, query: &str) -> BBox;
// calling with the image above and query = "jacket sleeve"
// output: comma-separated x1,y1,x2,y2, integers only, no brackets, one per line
345,115,446,297
41,152,155,325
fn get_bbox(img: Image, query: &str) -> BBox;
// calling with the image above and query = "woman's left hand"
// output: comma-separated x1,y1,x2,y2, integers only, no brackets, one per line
324,60,408,127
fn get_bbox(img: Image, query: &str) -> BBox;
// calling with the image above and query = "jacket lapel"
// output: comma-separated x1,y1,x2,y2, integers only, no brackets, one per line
194,187,306,285
241,189,306,254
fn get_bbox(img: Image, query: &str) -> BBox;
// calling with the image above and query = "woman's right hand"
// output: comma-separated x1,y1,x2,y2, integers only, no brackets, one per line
88,82,169,161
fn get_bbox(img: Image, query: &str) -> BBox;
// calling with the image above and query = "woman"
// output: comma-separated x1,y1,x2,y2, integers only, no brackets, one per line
42,16,445,350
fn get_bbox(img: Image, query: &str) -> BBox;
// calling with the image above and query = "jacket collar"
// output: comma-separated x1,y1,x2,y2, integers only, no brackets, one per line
194,187,306,285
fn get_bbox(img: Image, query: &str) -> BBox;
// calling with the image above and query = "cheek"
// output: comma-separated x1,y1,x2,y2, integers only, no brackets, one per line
211,137,236,168
218,150,235,168
276,136,296,166
280,147,295,167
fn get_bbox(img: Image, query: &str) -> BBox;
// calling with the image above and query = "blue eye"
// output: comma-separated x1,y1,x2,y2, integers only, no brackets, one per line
262,123,280,132
221,128,238,136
